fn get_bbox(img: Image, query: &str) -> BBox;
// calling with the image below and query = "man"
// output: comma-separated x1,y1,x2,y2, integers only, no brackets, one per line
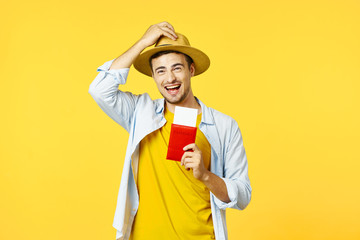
89,22,251,240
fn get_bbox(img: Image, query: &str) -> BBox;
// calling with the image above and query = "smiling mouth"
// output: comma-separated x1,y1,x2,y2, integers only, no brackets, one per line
165,84,181,90
164,84,181,95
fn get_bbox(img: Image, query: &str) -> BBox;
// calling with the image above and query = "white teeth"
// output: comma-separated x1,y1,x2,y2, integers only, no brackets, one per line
166,85,180,89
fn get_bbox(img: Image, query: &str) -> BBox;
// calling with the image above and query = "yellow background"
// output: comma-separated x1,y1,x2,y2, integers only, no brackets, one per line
1,0,359,239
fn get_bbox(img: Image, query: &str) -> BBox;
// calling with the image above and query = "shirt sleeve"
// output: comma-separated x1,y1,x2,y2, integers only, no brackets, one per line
213,122,252,210
96,59,129,85
88,58,139,132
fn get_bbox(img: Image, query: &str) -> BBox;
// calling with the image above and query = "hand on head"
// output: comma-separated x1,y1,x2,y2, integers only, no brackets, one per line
140,22,178,48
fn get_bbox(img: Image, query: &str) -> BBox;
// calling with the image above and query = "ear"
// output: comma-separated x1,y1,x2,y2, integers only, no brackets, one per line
190,63,195,77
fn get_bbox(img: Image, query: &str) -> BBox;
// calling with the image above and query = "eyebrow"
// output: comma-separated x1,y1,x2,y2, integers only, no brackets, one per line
154,66,166,72
154,63,185,72
171,63,184,68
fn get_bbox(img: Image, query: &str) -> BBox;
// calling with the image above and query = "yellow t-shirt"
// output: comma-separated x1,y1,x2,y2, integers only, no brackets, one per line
130,107,215,240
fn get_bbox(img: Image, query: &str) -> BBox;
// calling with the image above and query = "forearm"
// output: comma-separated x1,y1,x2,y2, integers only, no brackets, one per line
201,171,230,203
109,39,148,70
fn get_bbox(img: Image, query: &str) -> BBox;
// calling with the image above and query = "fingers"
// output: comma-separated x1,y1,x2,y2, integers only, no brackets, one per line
181,143,201,165
142,22,177,47
160,28,177,40
183,158,196,171
183,143,199,152
181,151,194,166
180,151,201,165
159,21,175,32
157,22,177,40
184,162,196,171
159,27,177,40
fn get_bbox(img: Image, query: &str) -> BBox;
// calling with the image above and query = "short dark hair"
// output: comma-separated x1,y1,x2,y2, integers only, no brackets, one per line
149,50,194,73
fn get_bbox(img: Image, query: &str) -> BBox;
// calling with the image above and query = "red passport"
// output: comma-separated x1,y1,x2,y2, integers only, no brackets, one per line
166,123,197,161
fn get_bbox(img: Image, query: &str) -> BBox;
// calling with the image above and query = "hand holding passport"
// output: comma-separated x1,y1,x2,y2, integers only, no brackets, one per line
166,106,198,161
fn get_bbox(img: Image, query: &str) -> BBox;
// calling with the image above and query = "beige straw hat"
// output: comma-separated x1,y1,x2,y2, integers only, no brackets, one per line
133,33,210,77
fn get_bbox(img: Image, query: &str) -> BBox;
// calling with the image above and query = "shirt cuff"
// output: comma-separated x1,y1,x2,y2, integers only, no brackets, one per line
97,58,130,85
213,177,238,210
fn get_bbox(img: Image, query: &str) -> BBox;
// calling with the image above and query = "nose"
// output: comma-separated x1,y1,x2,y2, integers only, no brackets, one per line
166,70,176,83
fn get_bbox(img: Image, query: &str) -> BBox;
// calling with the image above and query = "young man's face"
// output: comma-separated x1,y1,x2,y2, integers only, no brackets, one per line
151,52,195,105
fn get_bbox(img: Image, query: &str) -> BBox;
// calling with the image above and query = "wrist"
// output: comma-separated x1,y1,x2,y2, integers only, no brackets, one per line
136,38,152,51
200,170,211,183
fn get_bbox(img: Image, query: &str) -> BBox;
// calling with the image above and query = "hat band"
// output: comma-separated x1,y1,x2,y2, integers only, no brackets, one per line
157,44,172,47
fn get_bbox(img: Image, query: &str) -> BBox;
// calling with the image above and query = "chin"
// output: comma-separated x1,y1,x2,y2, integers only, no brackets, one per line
164,92,189,105
164,97,184,105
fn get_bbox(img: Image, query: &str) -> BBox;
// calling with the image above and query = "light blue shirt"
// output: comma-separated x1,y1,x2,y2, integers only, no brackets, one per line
88,58,252,240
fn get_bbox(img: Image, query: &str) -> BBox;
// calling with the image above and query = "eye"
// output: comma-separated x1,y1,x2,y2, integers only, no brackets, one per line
174,66,182,71
156,69,165,75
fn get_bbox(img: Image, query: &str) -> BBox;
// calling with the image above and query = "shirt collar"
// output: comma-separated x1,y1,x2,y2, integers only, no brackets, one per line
195,97,215,125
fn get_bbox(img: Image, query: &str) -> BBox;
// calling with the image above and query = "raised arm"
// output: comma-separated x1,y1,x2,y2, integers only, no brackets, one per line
88,22,178,131
109,22,178,70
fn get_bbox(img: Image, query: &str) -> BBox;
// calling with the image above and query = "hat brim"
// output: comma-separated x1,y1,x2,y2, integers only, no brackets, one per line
133,45,210,77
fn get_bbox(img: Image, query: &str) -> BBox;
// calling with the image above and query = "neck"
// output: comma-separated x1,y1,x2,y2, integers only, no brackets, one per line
165,91,202,114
